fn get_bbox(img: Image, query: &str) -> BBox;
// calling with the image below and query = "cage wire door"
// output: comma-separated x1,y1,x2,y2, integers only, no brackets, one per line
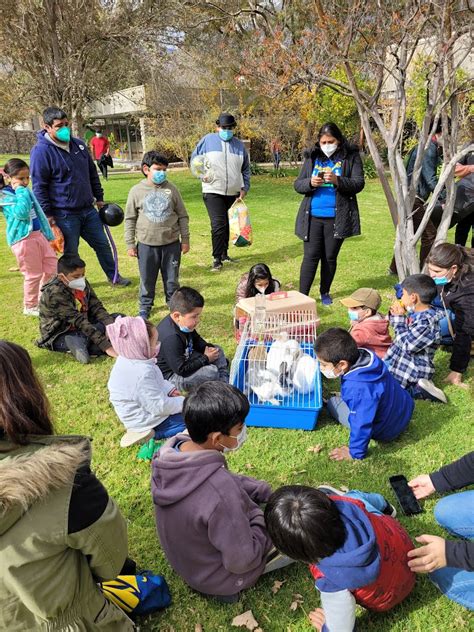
230,310,322,430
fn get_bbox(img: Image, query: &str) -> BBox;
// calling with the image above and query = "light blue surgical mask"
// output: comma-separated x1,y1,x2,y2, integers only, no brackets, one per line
219,129,233,142
406,304,416,314
152,170,167,185
348,309,359,322
55,126,71,143
433,276,449,286
179,325,192,334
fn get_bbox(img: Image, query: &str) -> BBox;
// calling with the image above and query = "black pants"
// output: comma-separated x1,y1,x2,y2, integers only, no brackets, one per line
454,212,474,248
51,314,123,355
299,217,344,295
203,193,237,260
97,158,107,179
137,241,181,313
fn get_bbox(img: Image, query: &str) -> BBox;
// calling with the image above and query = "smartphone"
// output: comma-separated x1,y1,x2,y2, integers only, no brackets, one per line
389,475,423,516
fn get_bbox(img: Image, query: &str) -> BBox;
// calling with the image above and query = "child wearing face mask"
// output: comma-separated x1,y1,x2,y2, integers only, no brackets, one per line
106,316,185,447
234,263,281,338
385,274,446,403
0,159,57,316
340,288,392,359
125,151,190,318
151,382,292,603
315,328,414,462
37,254,119,364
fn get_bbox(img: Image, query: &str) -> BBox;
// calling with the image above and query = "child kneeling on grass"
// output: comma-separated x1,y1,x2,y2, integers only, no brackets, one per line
151,382,292,603
37,254,119,364
265,485,415,632
315,328,414,461
157,286,229,389
107,316,185,447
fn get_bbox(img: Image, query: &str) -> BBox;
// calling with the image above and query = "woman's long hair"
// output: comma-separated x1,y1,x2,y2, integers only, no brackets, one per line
427,243,473,281
245,263,278,297
0,341,54,445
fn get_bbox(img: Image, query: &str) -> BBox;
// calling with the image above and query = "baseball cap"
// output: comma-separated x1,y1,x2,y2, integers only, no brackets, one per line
340,288,381,312
216,112,236,128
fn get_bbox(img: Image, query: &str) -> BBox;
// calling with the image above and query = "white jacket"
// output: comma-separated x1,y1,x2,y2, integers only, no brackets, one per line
108,356,184,433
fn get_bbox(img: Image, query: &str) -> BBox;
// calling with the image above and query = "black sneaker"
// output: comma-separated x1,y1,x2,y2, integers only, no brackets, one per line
317,485,346,496
210,259,223,272
417,379,448,404
222,255,237,264
109,275,131,287
381,500,397,518
65,335,90,364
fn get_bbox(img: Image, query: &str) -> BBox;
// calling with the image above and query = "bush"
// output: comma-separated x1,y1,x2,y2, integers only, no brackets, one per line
363,157,377,179
250,161,268,175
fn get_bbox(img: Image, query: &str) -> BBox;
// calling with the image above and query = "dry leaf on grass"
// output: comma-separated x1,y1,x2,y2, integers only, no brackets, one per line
245,463,254,469
291,469,307,475
307,445,322,454
195,624,203,632
231,609,260,630
289,593,304,611
271,579,286,594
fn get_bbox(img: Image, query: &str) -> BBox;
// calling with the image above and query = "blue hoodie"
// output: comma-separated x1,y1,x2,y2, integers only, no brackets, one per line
30,130,103,216
341,349,414,459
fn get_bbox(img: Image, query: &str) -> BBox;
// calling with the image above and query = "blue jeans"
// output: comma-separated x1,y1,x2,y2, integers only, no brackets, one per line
55,208,116,279
154,413,185,440
429,491,474,610
327,396,350,428
338,490,387,516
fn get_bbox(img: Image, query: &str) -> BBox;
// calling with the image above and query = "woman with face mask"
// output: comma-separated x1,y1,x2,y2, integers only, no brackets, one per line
427,243,474,387
294,122,365,306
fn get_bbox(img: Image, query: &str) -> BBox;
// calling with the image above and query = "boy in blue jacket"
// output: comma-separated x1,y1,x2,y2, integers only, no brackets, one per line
315,328,414,461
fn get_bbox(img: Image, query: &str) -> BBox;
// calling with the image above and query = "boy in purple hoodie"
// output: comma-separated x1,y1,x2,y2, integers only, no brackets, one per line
151,382,289,602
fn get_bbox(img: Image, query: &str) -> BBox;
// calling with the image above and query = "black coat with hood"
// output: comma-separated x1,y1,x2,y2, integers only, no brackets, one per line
294,143,365,241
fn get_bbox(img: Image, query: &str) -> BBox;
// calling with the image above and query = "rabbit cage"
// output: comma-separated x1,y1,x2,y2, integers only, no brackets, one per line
230,309,322,430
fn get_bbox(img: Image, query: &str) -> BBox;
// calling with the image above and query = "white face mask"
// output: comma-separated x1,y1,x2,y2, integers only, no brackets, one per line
255,286,267,294
320,367,340,379
68,276,86,291
321,143,338,158
220,425,247,452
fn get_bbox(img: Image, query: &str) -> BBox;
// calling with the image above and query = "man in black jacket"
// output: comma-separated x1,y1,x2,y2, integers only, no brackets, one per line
407,452,473,609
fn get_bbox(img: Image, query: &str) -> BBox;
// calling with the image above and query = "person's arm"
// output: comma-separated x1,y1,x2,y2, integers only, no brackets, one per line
8,186,33,221
430,451,474,492
192,329,209,354
173,187,190,246
446,540,474,571
66,465,128,581
191,136,206,161
408,534,474,574
294,157,314,194
318,589,356,632
87,148,104,203
345,386,379,459
236,273,249,301
87,285,114,326
335,151,365,195
232,473,272,504
160,334,209,377
455,162,474,179
421,142,439,194
104,138,110,156
136,372,184,417
30,146,53,216
389,314,436,353
241,146,251,192
124,189,139,249
207,490,271,575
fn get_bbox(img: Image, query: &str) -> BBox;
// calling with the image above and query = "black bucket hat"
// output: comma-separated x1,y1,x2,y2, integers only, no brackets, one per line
216,112,236,128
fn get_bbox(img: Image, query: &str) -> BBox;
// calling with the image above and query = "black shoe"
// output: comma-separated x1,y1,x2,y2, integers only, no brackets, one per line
222,255,237,264
65,335,90,364
109,275,131,287
210,259,223,272
381,500,397,518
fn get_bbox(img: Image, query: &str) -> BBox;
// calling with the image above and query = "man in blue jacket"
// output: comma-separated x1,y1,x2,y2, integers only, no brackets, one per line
191,113,250,272
30,107,130,286
314,328,414,461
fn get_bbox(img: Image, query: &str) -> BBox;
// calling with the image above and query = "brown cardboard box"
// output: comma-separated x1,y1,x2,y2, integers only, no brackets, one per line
236,290,320,327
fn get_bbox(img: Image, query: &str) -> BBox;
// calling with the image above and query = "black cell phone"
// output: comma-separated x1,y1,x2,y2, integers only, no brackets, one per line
389,475,423,516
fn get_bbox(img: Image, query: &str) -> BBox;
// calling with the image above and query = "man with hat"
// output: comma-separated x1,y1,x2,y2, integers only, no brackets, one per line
340,288,392,359
191,113,251,271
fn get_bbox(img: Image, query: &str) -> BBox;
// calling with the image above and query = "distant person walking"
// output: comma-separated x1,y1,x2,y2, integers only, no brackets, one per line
90,130,111,179
30,107,130,286
270,138,282,169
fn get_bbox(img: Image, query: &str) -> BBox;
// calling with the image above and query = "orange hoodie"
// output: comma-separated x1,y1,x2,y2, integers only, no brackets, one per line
349,315,392,359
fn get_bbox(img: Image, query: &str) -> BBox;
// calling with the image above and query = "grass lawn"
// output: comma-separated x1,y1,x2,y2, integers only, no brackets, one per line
0,167,472,632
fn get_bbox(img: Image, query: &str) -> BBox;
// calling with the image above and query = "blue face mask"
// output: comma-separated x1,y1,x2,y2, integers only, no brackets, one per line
179,325,192,333
433,276,449,286
348,309,359,322
152,170,167,185
406,304,416,314
219,129,233,142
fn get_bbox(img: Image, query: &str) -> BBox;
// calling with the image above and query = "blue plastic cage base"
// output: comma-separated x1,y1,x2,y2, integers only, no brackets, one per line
246,404,320,430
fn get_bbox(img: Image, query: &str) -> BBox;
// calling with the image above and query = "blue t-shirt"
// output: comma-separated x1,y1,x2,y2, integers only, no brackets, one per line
310,158,342,218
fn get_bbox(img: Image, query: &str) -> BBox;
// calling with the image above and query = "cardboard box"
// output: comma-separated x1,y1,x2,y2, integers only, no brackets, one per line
236,290,320,327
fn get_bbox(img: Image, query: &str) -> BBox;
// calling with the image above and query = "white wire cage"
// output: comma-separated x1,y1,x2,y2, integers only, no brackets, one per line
230,310,322,430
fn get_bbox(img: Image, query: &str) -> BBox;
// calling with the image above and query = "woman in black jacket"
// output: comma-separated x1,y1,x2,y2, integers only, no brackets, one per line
294,122,365,305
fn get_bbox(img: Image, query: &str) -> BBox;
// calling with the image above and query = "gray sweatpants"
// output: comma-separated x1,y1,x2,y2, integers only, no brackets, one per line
138,240,181,314
169,345,229,390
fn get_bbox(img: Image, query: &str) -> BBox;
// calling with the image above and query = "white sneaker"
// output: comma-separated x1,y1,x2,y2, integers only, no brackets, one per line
120,429,154,448
23,307,39,316
417,379,448,404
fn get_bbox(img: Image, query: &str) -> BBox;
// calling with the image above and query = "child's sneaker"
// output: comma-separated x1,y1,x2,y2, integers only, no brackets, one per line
120,428,154,448
23,306,40,316
65,335,90,364
417,379,447,404
317,484,347,496
321,293,333,306
222,255,237,264
210,259,223,272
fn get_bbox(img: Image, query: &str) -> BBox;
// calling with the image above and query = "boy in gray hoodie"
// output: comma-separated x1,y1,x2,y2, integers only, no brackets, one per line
151,382,285,602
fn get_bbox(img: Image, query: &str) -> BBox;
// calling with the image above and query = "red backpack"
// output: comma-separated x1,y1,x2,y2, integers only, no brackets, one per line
309,496,415,612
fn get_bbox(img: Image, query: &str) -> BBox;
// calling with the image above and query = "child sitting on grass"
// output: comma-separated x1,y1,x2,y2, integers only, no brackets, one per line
157,286,229,389
107,316,185,447
37,254,118,364
151,382,291,603
386,273,446,403
265,485,415,632
315,328,414,461
340,287,392,359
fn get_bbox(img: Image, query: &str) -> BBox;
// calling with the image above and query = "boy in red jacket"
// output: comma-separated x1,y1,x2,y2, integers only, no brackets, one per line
340,288,392,359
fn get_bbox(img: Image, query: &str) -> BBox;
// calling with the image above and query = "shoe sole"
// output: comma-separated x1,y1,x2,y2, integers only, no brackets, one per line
317,484,346,496
417,379,448,403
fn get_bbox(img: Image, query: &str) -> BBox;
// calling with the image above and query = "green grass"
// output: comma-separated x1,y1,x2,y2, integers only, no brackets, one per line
0,168,472,632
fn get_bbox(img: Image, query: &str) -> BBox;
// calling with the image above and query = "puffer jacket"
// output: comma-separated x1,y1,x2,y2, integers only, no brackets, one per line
294,144,365,240
37,277,114,350
0,185,54,246
0,434,134,631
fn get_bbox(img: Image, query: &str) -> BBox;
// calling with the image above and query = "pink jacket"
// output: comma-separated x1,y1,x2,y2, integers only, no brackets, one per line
350,315,392,359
